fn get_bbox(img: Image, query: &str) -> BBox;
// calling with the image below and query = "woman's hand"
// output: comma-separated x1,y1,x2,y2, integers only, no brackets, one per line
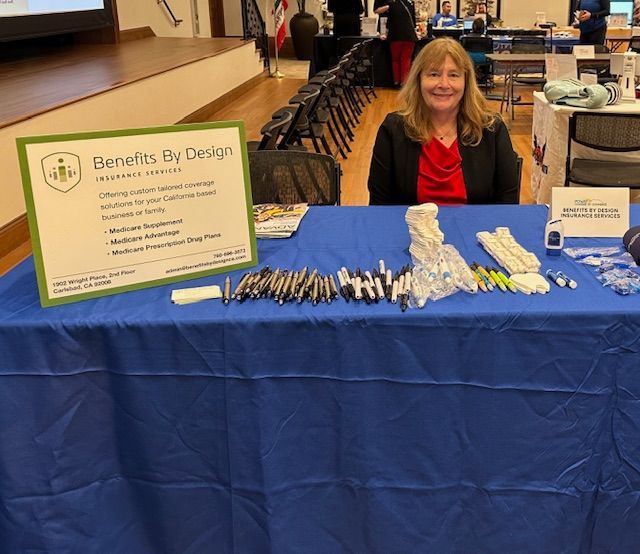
578,10,592,22
375,5,390,14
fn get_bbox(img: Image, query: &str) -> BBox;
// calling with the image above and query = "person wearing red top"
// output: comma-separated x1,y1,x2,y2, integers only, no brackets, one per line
368,37,519,205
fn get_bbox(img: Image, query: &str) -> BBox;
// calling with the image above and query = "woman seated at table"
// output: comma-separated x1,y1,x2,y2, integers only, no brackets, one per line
368,38,519,205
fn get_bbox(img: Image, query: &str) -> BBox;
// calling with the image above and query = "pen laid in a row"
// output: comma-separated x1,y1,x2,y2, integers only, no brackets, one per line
228,266,339,305
337,261,412,311
469,263,517,294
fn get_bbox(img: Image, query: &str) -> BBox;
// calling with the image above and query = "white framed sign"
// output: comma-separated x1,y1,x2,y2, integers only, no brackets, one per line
609,13,629,27
550,187,629,237
361,16,378,36
573,45,595,60
17,121,257,307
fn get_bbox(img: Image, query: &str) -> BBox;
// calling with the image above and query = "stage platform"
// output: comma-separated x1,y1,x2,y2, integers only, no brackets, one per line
0,37,260,128
0,36,265,231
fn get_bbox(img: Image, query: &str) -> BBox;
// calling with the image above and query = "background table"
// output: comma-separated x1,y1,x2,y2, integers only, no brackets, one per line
487,53,612,123
531,91,640,204
310,33,579,86
1,205,640,552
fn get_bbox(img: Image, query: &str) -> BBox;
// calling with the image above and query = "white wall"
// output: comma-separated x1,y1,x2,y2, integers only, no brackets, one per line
500,0,569,28
197,0,212,36
223,0,243,36
117,0,211,38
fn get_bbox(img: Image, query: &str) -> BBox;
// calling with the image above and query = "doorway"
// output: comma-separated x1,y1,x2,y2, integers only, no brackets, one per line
210,0,226,37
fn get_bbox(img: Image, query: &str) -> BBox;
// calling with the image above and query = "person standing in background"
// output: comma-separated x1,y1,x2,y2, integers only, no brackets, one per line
374,0,418,87
475,2,493,28
575,0,610,45
328,0,363,38
432,0,458,28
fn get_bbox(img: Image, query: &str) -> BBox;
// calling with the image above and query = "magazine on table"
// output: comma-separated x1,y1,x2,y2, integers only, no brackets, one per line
253,203,309,238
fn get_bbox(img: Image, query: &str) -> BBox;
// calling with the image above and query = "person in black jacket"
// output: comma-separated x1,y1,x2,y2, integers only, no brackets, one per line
374,0,417,86
328,0,363,38
368,38,518,205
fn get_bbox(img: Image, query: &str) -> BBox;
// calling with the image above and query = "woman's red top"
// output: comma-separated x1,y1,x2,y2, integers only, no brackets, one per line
416,138,467,205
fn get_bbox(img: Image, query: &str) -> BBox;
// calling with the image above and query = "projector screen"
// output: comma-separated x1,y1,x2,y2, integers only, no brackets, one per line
0,0,114,42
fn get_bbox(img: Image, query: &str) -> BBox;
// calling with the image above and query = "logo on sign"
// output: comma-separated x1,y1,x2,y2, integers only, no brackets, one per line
41,152,81,193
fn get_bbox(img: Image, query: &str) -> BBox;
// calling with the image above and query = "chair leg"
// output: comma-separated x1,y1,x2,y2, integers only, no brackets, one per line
327,120,348,159
337,103,355,139
311,135,322,154
330,109,352,152
320,135,334,157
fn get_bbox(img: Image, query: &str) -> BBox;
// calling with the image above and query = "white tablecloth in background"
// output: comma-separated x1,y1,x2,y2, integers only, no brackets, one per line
531,91,640,204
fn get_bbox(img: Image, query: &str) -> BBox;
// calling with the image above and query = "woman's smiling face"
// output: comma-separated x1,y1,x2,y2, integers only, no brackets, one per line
420,55,465,116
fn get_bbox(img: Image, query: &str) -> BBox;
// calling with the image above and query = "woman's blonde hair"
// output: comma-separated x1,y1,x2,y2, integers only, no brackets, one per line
398,37,497,146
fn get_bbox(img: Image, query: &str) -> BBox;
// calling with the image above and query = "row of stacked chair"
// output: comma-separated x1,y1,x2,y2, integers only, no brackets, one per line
249,39,377,158
247,39,379,206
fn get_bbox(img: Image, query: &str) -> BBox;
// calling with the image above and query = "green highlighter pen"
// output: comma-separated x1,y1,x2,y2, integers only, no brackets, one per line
487,267,507,292
494,268,518,294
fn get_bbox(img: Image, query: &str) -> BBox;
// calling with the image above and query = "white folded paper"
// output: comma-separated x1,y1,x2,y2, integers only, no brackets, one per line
171,285,222,304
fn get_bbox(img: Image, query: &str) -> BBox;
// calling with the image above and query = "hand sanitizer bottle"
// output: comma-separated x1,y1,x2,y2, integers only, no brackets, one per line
545,219,564,256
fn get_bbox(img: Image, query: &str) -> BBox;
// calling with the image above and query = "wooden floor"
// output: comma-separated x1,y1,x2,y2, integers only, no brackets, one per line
0,36,248,128
0,74,537,275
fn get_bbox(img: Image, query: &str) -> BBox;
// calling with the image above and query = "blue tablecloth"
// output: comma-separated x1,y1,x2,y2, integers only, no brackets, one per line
1,205,640,553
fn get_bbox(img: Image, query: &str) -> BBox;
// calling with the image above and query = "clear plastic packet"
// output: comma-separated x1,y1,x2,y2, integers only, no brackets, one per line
409,245,477,308
578,252,636,268
563,246,622,259
595,267,640,295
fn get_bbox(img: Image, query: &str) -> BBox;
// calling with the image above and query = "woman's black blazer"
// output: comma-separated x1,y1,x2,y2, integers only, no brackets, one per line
368,112,519,205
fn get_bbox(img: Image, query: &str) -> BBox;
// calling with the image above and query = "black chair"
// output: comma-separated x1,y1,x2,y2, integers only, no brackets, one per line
501,36,546,118
565,112,640,189
460,35,494,93
277,100,308,150
248,150,341,205
629,37,640,53
296,76,348,159
272,89,320,151
246,111,293,151
311,66,356,144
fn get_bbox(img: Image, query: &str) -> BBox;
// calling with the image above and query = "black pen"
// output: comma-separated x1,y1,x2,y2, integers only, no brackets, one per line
342,267,356,299
337,271,350,302
391,272,400,304
363,278,376,303
372,269,385,300
354,268,363,300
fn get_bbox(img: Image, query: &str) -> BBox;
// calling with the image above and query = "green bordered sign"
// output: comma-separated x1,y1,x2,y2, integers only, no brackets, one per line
16,121,257,307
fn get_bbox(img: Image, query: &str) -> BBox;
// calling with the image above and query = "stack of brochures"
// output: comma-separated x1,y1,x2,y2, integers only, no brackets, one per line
253,203,309,239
